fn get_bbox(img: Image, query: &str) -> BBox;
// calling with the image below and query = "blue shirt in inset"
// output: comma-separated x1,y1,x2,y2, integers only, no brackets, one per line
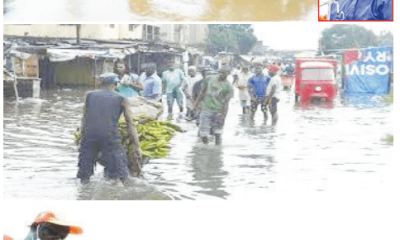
330,0,392,20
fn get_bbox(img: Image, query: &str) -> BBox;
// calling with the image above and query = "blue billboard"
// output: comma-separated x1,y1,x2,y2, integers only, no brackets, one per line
344,47,392,95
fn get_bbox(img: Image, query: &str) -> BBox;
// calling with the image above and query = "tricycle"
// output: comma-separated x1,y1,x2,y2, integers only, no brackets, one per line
295,59,338,103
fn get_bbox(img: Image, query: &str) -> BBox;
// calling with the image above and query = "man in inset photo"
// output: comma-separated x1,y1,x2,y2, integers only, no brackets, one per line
320,0,392,20
24,211,83,240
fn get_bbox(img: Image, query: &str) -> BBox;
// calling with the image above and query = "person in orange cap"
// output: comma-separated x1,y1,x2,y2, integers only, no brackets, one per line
264,65,282,125
4,235,14,240
319,14,327,21
24,212,82,240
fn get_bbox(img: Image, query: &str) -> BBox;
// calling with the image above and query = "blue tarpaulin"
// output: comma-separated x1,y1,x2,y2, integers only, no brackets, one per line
344,47,392,95
330,0,392,20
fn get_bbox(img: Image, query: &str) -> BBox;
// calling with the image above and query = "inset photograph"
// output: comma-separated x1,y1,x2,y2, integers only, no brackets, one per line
3,203,198,240
4,0,317,22
3,24,394,200
319,0,393,21
3,208,84,240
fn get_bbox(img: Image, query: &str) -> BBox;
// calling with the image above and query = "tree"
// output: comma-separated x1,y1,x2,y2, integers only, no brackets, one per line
319,25,377,51
207,24,257,54
377,31,393,47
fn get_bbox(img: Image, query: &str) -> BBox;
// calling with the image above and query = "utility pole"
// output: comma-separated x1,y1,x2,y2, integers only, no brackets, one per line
76,24,81,45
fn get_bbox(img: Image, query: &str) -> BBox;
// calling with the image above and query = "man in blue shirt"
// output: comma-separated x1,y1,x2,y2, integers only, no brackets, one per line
329,0,392,20
142,63,162,102
248,64,270,121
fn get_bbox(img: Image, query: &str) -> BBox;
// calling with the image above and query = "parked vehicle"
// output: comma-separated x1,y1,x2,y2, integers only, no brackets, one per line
281,74,295,90
295,59,339,103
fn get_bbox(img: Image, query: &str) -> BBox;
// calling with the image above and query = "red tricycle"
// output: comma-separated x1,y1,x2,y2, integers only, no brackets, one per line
295,58,338,103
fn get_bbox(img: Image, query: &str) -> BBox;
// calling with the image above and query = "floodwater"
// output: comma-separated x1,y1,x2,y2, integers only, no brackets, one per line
3,86,394,200
3,0,317,21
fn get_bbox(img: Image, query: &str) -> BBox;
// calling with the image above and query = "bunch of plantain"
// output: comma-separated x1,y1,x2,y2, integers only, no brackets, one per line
74,119,182,159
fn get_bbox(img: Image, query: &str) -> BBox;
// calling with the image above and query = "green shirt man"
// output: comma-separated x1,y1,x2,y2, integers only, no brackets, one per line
201,75,234,113
193,66,233,145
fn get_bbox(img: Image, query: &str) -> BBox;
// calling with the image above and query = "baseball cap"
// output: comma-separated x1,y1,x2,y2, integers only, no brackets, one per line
268,65,280,73
34,212,83,235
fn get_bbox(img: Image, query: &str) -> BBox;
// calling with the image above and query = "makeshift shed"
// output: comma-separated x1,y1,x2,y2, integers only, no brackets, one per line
3,49,41,99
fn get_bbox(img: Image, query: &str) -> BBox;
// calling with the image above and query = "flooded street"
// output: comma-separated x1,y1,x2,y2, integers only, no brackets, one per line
4,0,317,21
3,87,394,200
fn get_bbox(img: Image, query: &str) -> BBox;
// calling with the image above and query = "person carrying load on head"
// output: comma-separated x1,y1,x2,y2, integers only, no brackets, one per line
182,66,203,121
77,73,142,184
23,211,83,240
234,65,254,114
264,65,282,126
162,58,186,120
248,63,270,121
193,65,233,145
327,0,392,20
114,60,143,98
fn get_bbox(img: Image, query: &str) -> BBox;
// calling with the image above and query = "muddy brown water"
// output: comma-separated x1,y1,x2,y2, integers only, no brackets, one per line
3,86,394,200
4,0,317,21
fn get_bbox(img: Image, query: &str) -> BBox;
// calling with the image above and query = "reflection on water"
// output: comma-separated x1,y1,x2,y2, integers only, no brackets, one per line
189,146,228,199
4,0,317,21
3,87,393,200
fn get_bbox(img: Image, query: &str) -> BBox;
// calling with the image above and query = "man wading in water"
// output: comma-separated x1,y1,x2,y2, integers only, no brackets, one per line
23,211,82,240
193,66,233,145
77,73,142,184
192,66,214,129
248,64,270,121
264,65,282,125
234,65,253,114
162,59,186,120
182,66,203,120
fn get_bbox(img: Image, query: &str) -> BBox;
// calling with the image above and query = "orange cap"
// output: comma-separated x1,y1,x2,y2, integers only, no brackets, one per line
268,65,280,73
4,235,14,240
34,212,83,235
319,15,327,21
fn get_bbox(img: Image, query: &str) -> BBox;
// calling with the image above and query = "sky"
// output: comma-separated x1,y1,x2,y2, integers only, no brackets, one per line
253,22,392,51
253,22,320,50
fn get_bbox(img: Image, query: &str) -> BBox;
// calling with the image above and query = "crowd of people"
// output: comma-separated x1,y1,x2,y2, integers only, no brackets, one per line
76,58,284,183
232,63,283,124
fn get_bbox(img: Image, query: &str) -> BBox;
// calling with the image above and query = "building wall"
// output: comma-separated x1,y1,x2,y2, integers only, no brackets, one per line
3,24,141,40
157,25,175,43
4,24,208,45
188,25,208,46
81,24,120,40
156,24,207,46
118,24,143,40
4,24,79,38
